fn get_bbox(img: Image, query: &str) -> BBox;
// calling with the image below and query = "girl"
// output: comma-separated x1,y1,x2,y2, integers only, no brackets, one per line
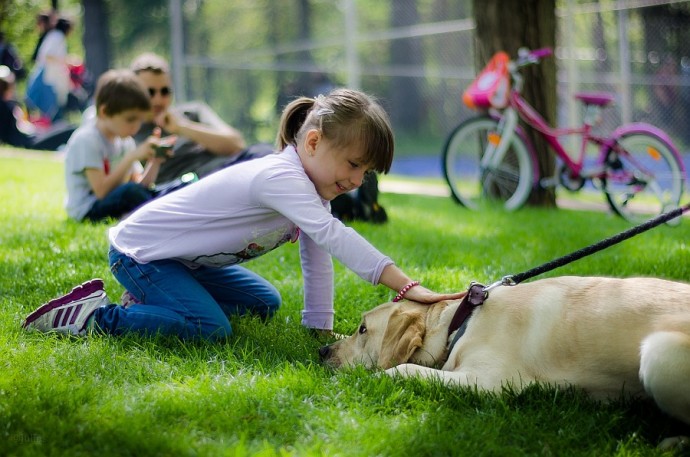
23,88,464,339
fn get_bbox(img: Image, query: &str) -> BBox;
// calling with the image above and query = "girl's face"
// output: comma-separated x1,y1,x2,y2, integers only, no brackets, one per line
98,108,147,140
300,129,371,201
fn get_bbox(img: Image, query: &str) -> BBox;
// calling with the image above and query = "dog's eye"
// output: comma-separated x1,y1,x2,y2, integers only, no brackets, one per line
359,324,367,334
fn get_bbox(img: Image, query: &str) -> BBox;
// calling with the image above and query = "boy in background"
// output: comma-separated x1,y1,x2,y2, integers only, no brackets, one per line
64,69,166,222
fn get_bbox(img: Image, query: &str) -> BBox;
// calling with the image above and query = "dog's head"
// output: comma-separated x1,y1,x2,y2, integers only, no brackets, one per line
320,299,452,369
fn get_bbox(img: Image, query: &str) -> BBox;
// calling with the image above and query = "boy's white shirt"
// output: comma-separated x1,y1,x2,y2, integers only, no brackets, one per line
64,122,143,220
109,146,393,328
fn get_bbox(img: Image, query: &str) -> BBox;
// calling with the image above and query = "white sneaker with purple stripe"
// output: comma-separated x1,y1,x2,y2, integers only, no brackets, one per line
23,279,109,335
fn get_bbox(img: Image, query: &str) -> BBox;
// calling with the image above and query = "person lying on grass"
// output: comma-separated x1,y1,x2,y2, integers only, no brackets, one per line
23,88,465,340
0,64,74,150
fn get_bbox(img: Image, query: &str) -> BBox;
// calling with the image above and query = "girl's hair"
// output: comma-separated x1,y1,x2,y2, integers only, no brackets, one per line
276,88,394,174
95,69,151,116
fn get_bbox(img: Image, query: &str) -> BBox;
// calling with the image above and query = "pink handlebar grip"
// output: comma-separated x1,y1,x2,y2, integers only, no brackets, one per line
530,48,553,59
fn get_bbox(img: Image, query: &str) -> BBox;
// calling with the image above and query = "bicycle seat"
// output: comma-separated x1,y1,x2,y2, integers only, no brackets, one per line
574,92,615,107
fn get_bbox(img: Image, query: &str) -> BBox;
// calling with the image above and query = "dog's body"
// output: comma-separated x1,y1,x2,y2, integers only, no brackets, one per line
321,276,690,427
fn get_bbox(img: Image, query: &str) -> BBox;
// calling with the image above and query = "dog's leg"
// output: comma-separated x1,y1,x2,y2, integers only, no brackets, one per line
639,331,690,425
384,363,510,391
384,364,476,385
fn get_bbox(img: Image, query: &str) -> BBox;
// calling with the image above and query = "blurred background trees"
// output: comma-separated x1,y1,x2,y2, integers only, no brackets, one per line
2,0,689,161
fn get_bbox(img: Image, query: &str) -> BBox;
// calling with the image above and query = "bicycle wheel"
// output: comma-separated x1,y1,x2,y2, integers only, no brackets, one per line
602,132,685,224
442,116,534,210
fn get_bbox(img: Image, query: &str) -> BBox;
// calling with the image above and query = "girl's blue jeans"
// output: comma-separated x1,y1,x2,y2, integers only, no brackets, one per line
95,247,281,340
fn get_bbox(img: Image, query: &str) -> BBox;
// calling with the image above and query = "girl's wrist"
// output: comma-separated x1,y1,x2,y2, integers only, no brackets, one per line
392,281,420,302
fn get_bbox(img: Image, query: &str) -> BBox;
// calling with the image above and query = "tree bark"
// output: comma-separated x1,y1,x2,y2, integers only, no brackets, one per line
389,0,423,132
81,0,111,81
472,0,557,207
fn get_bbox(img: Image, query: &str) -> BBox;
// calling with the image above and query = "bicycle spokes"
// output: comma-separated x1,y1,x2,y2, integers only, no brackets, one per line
603,133,684,224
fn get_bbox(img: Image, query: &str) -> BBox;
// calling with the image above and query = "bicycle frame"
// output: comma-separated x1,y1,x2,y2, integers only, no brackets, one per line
492,52,685,182
499,89,614,180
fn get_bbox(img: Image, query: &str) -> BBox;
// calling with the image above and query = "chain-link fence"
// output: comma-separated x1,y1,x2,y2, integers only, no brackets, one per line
171,0,690,163
558,1,690,151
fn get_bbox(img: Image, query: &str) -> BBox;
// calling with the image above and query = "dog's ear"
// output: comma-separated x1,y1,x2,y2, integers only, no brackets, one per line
378,308,426,369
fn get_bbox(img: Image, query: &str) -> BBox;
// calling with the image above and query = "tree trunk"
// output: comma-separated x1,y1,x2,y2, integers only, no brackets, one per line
81,0,111,82
472,0,557,207
389,0,423,132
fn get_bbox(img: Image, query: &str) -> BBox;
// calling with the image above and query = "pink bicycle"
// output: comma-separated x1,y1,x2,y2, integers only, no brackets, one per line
442,47,686,224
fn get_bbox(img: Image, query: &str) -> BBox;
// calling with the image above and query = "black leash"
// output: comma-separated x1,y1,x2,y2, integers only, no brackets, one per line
485,202,690,291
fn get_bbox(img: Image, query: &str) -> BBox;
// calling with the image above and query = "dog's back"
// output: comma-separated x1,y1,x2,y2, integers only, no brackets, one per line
450,276,690,423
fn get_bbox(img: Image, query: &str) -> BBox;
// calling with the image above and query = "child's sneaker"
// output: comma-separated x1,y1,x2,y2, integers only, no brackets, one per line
120,290,141,308
23,279,109,335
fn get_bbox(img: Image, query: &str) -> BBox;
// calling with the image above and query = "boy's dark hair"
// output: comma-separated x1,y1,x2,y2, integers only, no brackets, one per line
95,69,151,116
130,52,170,75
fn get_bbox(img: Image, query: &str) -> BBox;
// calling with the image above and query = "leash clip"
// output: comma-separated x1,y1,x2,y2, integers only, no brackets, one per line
483,275,517,294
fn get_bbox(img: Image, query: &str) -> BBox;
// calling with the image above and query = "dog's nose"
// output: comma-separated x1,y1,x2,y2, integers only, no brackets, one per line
319,345,331,360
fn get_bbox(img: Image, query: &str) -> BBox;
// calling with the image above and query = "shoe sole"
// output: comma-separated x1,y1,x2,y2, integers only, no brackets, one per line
23,278,105,328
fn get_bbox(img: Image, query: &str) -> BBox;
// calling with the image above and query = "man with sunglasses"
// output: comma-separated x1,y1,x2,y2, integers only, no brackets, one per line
130,52,268,184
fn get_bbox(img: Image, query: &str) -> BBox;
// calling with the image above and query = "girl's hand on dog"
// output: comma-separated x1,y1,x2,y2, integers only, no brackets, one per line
404,285,466,304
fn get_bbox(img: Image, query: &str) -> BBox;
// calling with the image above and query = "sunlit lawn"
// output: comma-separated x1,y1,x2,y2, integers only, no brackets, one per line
2,147,689,456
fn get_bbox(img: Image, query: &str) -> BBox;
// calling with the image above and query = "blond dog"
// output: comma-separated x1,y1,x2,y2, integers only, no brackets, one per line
321,276,690,441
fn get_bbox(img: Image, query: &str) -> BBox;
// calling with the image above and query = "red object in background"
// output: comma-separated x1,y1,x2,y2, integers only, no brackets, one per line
68,61,85,89
29,113,53,131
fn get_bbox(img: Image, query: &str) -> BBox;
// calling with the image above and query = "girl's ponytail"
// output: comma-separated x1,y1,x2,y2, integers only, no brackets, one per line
276,97,315,149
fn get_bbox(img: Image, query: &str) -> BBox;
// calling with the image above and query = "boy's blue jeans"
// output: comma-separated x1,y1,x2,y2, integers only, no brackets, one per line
84,183,153,222
95,247,281,340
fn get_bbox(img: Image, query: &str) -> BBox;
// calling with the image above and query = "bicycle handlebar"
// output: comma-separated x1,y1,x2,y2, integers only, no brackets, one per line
515,47,553,67
530,48,553,59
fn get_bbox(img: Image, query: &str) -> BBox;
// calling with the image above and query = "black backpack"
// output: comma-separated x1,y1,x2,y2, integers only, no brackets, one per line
330,173,388,224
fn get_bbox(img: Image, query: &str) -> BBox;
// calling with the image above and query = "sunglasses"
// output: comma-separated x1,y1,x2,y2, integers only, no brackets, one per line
148,86,171,97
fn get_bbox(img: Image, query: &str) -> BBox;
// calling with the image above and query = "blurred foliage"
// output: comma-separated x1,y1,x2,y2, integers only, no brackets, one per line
1,0,476,147
3,1,688,153
2,0,82,61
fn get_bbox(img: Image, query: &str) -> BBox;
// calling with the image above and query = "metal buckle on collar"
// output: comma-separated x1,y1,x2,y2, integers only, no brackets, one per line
466,282,488,306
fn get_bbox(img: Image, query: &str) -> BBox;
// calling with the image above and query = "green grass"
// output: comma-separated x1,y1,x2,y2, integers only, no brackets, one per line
2,147,690,456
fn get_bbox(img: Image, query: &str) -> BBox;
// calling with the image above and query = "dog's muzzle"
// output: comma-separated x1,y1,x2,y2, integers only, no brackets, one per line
318,345,331,361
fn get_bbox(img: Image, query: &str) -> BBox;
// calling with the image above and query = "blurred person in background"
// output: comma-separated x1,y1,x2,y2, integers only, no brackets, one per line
0,31,26,80
0,65,74,150
129,52,272,184
26,17,74,122
31,11,55,64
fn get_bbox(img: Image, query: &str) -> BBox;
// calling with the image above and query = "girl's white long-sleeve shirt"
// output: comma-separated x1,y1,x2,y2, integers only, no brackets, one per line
108,146,393,329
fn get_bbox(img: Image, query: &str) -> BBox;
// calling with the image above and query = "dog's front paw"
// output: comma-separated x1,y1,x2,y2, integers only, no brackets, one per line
383,364,417,378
